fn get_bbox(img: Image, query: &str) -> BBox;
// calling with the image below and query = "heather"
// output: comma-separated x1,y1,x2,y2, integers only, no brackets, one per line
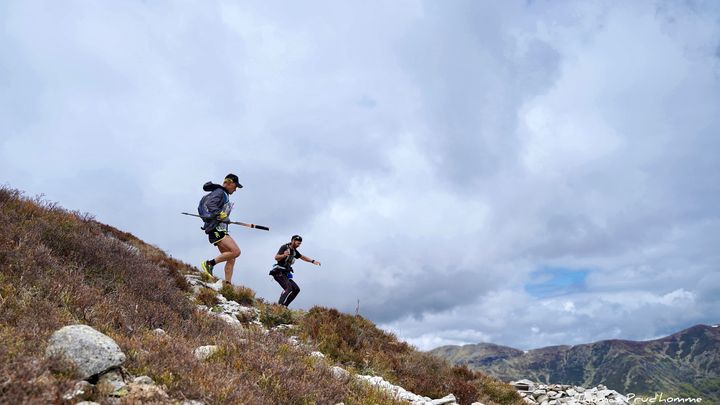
297,307,523,405
0,186,522,404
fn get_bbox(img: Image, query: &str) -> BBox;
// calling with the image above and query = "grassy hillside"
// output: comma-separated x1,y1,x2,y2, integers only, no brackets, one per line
0,186,523,405
296,307,521,405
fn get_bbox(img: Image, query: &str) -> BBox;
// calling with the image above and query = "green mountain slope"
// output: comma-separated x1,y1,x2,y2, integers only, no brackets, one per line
430,325,720,401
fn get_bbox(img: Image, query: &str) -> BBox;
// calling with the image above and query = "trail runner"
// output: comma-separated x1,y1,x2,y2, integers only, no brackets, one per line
199,174,242,285
270,235,321,307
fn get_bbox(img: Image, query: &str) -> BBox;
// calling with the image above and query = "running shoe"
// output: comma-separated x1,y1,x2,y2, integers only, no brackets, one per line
200,260,214,277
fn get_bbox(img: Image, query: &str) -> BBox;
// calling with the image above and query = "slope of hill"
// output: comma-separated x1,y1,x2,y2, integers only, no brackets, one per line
0,186,522,404
430,325,720,401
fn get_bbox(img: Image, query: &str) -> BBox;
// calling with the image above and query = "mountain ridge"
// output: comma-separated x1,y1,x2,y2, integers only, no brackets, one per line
430,324,720,401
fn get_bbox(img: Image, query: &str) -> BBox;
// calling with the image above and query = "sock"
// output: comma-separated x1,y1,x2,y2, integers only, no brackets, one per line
208,259,216,266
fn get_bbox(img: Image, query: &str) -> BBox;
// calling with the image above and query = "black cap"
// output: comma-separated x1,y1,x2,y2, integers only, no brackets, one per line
291,235,303,242
224,173,243,188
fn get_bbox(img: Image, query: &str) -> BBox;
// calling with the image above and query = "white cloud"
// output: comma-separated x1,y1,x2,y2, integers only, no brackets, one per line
397,329,493,352
1,0,718,350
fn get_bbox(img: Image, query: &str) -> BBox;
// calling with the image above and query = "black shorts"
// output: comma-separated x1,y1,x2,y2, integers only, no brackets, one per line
208,230,228,246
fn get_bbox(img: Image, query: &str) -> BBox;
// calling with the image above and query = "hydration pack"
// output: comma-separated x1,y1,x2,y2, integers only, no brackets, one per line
198,182,229,233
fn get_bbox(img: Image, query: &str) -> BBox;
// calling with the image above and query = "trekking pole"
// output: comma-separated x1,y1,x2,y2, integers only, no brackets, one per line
180,212,270,231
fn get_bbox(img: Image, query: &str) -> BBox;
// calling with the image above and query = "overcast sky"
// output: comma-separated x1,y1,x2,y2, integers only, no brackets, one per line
2,0,719,351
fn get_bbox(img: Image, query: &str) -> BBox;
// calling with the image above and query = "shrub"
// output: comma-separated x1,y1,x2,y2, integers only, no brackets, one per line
235,311,256,323
219,283,255,306
298,306,411,376
195,288,218,308
474,372,525,405
259,304,295,329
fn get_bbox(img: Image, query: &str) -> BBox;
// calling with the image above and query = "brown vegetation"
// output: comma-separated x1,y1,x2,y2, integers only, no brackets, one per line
0,186,522,404
219,283,255,306
0,187,397,404
298,307,524,405
196,287,219,308
258,302,298,329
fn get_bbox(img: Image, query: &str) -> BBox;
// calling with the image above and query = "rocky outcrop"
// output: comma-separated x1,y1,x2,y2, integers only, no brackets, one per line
355,374,463,405
45,324,126,379
96,369,128,396
123,378,171,403
46,324,196,404
184,274,261,326
193,345,220,361
510,379,629,405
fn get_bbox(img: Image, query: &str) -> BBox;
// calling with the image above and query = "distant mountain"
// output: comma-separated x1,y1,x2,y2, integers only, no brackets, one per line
430,325,720,401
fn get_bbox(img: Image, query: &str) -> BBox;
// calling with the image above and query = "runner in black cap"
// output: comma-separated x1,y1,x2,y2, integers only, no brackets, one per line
200,173,243,285
269,235,321,306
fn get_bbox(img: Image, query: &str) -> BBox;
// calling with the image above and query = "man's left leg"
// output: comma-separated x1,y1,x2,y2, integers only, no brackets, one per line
283,279,301,306
216,236,240,284
273,273,292,305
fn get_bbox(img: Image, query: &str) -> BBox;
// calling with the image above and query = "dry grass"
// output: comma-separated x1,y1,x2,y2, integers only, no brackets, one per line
298,306,525,405
0,187,400,404
219,283,255,306
195,287,219,308
0,186,521,404
258,302,298,329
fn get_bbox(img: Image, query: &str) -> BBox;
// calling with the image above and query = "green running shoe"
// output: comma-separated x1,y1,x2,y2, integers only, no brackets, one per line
200,260,214,277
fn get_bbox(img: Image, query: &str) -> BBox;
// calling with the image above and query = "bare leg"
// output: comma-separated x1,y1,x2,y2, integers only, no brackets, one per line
214,235,240,284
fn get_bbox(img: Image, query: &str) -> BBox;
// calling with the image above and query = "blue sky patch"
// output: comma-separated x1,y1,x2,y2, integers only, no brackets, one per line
524,267,590,298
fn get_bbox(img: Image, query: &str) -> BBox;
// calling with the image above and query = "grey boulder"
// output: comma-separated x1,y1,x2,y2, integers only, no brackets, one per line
46,324,126,379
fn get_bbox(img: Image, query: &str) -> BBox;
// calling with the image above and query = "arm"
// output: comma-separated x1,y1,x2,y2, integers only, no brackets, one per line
300,255,321,266
275,246,290,261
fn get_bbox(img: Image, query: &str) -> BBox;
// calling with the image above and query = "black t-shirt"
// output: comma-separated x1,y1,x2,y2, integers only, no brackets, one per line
276,243,301,269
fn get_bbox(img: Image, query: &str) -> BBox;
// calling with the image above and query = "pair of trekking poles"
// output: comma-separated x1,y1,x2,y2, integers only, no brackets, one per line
180,212,270,231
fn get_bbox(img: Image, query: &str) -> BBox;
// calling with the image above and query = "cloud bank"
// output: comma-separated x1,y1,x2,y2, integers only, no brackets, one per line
1,0,718,350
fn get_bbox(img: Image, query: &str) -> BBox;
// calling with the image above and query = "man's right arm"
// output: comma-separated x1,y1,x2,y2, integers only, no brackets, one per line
274,245,289,261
